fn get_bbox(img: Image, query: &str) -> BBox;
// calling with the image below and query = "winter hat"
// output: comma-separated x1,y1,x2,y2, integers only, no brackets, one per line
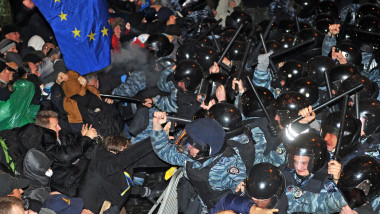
28,35,45,51
157,7,174,22
2,24,20,36
143,7,158,22
0,39,16,54
23,53,42,64
111,17,125,32
0,173,29,197
185,118,225,155
5,52,23,66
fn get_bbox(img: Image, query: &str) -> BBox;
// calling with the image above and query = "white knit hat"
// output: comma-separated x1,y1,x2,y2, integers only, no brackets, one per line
27,35,45,51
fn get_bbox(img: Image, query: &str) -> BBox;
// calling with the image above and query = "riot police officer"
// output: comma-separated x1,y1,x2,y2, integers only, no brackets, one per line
338,155,380,213
151,112,246,212
283,132,347,213
210,163,287,214
206,103,256,171
320,111,362,161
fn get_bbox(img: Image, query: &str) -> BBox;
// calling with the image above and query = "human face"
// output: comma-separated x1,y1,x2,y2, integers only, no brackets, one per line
187,144,200,158
114,25,122,39
3,45,18,57
274,114,284,129
8,188,24,199
28,62,41,77
0,68,14,83
252,197,272,209
167,15,176,25
5,32,21,43
177,81,188,92
293,155,310,176
324,132,337,152
48,118,62,139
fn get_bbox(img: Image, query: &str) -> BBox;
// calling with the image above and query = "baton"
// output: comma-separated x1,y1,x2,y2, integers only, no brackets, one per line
324,70,336,112
196,18,223,41
291,84,363,123
246,77,272,124
333,94,349,161
217,23,245,66
100,94,144,103
166,115,230,131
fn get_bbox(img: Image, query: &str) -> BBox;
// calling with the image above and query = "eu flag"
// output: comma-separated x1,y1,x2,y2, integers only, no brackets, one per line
33,0,111,75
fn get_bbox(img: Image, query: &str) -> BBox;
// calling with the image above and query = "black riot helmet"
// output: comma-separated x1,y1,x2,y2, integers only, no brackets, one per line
279,33,295,49
174,59,203,91
335,42,362,67
289,77,319,106
271,92,309,128
225,11,252,35
278,19,296,34
356,3,380,20
196,46,219,73
329,64,359,89
278,60,304,89
291,21,311,33
245,163,286,209
338,156,380,209
316,1,338,16
176,39,200,62
286,132,329,174
175,118,226,160
199,37,214,47
241,86,275,118
356,15,380,51
359,99,380,137
206,103,245,139
219,28,244,47
293,28,324,62
294,28,324,50
306,55,336,87
259,40,281,55
145,34,174,58
339,75,379,100
227,40,246,61
315,17,335,34
320,112,361,159
256,20,280,41
293,0,319,18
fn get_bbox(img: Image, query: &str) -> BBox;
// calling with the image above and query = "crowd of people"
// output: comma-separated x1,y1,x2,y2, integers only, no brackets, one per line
0,0,380,213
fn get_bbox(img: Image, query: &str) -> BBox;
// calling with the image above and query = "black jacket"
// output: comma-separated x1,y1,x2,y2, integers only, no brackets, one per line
78,138,155,213
0,123,96,196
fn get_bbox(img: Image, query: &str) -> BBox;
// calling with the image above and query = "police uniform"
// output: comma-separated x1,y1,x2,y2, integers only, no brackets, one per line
150,129,246,209
283,167,347,213
251,126,286,167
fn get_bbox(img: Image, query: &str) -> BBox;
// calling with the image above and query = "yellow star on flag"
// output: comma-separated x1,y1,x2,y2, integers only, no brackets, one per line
58,11,67,21
101,26,108,36
108,19,111,25
72,28,81,38
54,0,60,2
88,31,96,41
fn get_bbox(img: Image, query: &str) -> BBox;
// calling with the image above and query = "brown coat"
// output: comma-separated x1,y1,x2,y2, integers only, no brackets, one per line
62,71,101,123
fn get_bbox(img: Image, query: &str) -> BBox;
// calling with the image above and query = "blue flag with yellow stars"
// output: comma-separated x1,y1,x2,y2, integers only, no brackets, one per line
33,0,111,75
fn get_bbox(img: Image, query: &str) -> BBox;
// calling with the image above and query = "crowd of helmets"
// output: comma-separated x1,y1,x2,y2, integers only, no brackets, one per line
1,0,380,213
